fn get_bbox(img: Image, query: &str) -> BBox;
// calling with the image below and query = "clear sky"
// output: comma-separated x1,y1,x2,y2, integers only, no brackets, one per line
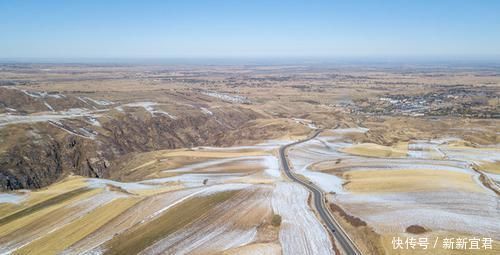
1,0,499,60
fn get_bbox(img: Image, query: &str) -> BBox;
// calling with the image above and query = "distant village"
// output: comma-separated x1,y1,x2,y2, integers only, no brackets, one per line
344,87,499,118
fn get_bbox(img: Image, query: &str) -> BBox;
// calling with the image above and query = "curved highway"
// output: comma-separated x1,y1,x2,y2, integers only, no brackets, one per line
279,130,361,255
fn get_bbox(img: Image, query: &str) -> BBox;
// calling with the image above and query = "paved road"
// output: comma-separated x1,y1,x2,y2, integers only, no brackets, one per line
279,130,361,255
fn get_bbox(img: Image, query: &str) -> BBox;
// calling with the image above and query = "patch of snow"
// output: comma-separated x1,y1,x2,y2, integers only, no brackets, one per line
70,190,127,210
0,193,27,204
0,114,79,127
292,118,318,129
200,183,252,196
337,191,500,238
299,164,345,194
121,102,177,119
44,101,55,112
48,121,94,140
154,110,177,119
485,172,500,183
76,97,98,110
162,156,270,173
197,139,291,152
272,182,333,255
86,178,157,191
337,158,475,174
142,189,206,222
408,141,445,159
286,135,355,195
143,183,251,222
63,188,204,254
331,127,369,134
284,129,500,242
307,123,318,129
44,191,127,236
51,94,65,99
257,139,294,147
0,190,123,254
78,127,98,139
18,89,65,99
472,174,497,195
86,116,101,127
160,155,281,180
143,218,256,255
138,185,262,255
78,247,104,255
441,146,500,163
62,108,90,115
76,97,87,104
84,97,114,106
262,155,282,178
200,107,213,115
0,107,102,128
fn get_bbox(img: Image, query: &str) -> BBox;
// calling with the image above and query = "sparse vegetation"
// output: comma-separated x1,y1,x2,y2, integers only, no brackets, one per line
0,187,91,226
103,191,238,255
406,225,427,234
271,214,282,227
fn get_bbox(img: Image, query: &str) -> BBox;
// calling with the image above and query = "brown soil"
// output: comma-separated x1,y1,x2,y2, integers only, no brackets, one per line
479,175,500,196
329,203,367,227
472,165,500,196
106,184,134,195
329,208,385,255
406,225,427,234
255,223,279,243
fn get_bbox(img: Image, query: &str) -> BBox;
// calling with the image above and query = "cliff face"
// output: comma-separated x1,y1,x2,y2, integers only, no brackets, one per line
0,86,267,190
0,139,63,190
0,106,264,190
0,108,261,190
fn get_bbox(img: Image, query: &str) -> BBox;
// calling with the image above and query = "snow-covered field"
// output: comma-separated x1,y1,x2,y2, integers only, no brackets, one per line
137,185,266,255
287,129,360,194
272,182,333,255
287,128,500,240
5,125,495,253
0,189,126,254
0,137,336,254
336,190,500,238
62,188,205,254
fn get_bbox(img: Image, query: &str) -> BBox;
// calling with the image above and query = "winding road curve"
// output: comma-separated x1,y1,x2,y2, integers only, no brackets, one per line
279,130,362,255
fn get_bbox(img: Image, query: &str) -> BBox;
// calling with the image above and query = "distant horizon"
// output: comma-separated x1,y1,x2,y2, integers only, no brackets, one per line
1,55,500,66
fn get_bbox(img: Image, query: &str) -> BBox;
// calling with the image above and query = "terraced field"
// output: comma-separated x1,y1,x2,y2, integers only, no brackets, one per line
1,64,499,254
288,128,500,254
0,138,337,254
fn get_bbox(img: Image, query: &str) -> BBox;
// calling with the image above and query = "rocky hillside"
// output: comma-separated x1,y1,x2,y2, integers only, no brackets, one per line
0,88,269,190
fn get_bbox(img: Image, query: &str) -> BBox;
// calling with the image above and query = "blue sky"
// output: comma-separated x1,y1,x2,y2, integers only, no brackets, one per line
1,0,499,59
